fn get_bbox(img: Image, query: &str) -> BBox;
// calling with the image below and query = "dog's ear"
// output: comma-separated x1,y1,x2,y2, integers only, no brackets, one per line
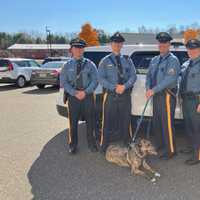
136,138,142,144
135,138,142,147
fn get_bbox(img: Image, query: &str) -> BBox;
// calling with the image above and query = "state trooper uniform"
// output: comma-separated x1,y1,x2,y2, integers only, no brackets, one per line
60,38,98,154
98,32,137,152
180,39,200,165
146,32,181,159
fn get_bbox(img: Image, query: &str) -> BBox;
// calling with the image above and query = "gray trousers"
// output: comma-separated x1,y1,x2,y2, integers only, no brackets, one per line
182,95,200,160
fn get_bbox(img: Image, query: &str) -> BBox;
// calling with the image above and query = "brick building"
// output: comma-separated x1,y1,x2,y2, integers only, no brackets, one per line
8,44,71,59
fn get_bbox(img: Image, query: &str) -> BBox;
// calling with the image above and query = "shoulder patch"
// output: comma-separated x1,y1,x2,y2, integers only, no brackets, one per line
167,67,176,75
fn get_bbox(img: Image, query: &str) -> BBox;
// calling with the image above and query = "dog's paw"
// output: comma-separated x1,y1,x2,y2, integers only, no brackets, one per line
154,172,161,178
150,177,156,183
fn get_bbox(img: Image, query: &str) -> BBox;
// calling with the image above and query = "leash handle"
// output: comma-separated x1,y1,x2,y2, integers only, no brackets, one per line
131,97,152,143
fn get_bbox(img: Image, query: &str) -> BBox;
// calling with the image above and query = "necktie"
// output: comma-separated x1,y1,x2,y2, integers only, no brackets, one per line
151,56,163,88
76,59,84,89
115,55,124,84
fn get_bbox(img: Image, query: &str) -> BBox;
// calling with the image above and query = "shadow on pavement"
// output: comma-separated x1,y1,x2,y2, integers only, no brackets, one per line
0,84,22,91
27,123,199,200
23,86,58,95
27,124,105,200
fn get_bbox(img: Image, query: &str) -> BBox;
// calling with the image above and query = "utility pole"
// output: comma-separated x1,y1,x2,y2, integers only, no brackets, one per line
46,26,52,56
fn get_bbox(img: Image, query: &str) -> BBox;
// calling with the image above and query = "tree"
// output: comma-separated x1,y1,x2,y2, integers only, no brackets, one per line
184,29,199,43
96,29,110,44
79,23,99,46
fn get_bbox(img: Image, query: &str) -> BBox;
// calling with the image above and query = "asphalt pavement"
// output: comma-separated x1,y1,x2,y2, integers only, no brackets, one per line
0,84,200,200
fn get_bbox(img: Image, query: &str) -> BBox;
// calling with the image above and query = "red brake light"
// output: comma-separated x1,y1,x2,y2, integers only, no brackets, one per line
32,70,37,75
8,63,14,71
51,70,59,76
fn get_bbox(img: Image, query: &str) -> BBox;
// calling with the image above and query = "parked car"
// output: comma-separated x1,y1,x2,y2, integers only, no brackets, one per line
42,57,69,65
0,58,41,87
56,44,189,119
31,61,68,89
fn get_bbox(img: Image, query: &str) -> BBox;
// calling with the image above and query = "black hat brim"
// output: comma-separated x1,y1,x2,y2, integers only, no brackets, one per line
110,39,125,43
71,44,86,48
157,39,172,43
186,45,200,49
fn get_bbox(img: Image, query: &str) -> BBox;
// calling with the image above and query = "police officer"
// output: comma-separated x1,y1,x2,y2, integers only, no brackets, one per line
180,39,200,165
60,38,98,154
98,32,137,152
146,32,181,160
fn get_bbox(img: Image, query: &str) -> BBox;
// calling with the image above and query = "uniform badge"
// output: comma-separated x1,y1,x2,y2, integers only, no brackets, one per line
167,68,175,75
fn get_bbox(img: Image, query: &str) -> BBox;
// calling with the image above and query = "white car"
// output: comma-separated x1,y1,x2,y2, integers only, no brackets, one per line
56,44,188,119
0,58,41,87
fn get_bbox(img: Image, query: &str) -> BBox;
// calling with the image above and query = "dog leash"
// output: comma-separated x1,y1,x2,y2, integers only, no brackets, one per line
131,97,152,144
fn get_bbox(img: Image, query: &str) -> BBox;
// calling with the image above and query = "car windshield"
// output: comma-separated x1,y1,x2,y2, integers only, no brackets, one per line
43,62,64,68
13,60,30,67
12,60,41,67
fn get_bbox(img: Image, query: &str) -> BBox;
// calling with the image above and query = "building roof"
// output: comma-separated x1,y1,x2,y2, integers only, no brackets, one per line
121,33,183,44
1,58,34,61
8,44,71,50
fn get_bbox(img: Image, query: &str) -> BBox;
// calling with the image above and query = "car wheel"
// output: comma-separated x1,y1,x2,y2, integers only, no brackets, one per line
16,76,26,88
37,84,45,89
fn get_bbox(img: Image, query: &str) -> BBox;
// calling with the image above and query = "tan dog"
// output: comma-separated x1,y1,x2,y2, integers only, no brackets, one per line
105,139,160,182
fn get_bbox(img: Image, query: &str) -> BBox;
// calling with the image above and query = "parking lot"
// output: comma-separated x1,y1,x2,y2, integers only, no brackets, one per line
0,84,200,200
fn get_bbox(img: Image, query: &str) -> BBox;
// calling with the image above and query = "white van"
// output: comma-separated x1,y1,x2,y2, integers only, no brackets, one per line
56,44,188,119
0,58,41,87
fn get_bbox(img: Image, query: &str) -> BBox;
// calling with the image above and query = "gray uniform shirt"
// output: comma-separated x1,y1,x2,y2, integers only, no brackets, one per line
181,56,200,94
60,57,98,96
146,52,181,93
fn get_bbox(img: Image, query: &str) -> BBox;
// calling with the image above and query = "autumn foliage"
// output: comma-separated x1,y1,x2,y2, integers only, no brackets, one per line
184,29,199,43
79,23,99,46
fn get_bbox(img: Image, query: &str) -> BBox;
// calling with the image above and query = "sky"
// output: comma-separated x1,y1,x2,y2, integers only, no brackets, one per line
0,0,200,34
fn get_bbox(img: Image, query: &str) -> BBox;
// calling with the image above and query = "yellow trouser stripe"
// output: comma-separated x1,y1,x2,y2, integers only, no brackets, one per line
100,93,108,146
198,148,200,161
166,93,174,153
129,123,132,138
93,93,96,104
67,101,72,144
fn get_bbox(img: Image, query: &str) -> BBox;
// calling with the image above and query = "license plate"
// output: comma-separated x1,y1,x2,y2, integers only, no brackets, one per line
39,74,47,78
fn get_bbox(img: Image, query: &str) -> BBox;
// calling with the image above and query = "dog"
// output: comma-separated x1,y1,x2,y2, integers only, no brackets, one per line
105,139,160,182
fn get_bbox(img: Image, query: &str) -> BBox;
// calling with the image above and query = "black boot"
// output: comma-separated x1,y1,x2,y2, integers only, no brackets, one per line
185,151,200,165
88,143,98,153
69,145,77,155
99,144,108,154
159,152,177,160
180,146,193,154
185,158,200,165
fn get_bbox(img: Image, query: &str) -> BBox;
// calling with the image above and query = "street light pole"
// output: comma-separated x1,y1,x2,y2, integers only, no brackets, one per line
46,26,52,56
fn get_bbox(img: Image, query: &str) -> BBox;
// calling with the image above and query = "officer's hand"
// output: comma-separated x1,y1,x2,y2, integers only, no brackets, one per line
146,89,154,99
197,104,200,113
75,91,81,100
116,85,125,94
75,91,85,100
79,91,86,100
